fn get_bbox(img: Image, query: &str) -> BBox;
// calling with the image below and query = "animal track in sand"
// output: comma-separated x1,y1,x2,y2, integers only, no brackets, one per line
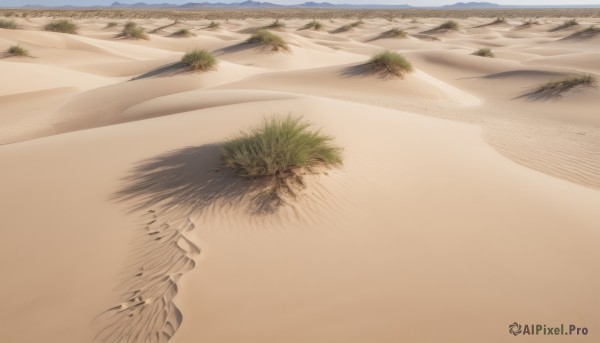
93,210,199,343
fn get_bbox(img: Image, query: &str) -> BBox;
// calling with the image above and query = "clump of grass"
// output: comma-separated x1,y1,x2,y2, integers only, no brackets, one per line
522,74,596,100
302,19,323,30
350,20,364,28
44,19,78,34
552,18,578,31
386,27,407,38
336,24,353,32
472,47,494,58
492,17,506,24
173,28,195,37
6,45,30,57
265,19,285,29
220,116,343,182
120,21,149,40
207,20,220,29
368,50,414,78
567,25,600,39
0,19,17,29
246,29,289,51
436,20,459,31
181,49,217,71
520,19,540,27
105,21,118,28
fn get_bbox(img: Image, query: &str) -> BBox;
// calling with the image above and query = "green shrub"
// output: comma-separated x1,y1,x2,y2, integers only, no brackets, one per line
6,45,29,57
472,47,494,58
44,19,78,34
436,20,459,31
220,116,343,180
120,22,149,40
0,19,17,29
368,50,413,77
181,49,217,71
173,28,195,37
246,29,289,51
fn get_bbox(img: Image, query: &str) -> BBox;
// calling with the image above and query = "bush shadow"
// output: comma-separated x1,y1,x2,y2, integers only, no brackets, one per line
113,145,286,217
130,62,191,81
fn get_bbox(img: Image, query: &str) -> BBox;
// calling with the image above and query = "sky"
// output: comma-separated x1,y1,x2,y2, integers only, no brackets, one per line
3,0,600,7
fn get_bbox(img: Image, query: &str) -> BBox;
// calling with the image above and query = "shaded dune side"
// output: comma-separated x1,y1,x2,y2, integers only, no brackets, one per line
94,210,199,343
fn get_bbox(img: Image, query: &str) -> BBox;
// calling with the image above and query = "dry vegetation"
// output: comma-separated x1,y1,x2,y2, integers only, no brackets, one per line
247,29,289,51
0,18,17,29
182,49,217,71
473,47,494,58
300,19,323,30
5,45,30,57
44,19,78,34
2,8,600,20
119,21,149,39
522,74,596,100
368,50,413,78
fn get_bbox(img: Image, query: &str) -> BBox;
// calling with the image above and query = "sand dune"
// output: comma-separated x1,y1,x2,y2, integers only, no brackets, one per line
0,15,599,343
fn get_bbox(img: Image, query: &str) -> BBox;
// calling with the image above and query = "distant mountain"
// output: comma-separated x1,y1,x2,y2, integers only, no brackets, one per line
441,2,500,9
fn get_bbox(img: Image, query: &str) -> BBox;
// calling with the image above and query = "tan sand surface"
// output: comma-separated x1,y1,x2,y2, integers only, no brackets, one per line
0,15,599,343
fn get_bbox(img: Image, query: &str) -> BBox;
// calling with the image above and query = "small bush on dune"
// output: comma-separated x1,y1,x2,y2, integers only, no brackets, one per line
181,49,217,71
351,20,364,28
246,29,289,51
568,25,600,39
368,50,413,77
6,45,29,57
207,20,220,29
220,116,343,182
523,74,597,100
0,19,17,29
472,47,494,58
44,19,78,34
265,19,285,29
105,21,118,28
336,24,353,32
120,21,149,40
491,17,506,24
552,18,578,31
520,19,540,27
436,20,459,31
386,27,407,38
173,28,195,37
301,19,323,30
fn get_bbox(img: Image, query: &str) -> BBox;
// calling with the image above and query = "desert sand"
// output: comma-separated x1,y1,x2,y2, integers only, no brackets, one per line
1,13,599,343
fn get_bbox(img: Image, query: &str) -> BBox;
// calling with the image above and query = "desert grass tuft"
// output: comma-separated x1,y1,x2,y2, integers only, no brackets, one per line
386,27,407,38
220,115,343,182
265,19,285,29
207,20,220,29
472,47,494,58
301,19,323,30
522,74,596,100
120,21,149,40
436,20,459,31
551,18,578,31
6,45,30,57
0,19,17,29
173,28,195,37
246,29,289,51
567,25,600,39
520,19,540,27
368,50,413,77
105,21,118,28
181,49,217,71
44,19,78,34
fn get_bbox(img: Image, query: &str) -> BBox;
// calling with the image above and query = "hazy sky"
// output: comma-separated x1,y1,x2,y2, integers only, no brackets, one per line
3,0,600,6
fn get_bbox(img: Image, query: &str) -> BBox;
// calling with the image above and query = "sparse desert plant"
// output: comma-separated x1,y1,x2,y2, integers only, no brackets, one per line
105,21,118,28
523,74,596,100
220,115,343,183
265,19,285,29
368,50,413,77
301,19,323,30
386,27,407,38
120,21,149,40
181,49,217,71
520,19,540,27
472,47,494,58
436,20,459,31
207,20,220,29
44,19,78,34
567,25,600,39
350,19,364,27
6,45,29,57
173,28,195,37
551,18,578,31
0,19,17,29
492,16,506,24
336,24,353,32
246,29,289,51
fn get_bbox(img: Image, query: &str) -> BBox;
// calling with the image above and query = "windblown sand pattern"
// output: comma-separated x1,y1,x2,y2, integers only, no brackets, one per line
93,210,199,343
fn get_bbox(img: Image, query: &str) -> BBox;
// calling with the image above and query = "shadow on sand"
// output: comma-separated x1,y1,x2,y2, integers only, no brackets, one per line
131,62,191,80
113,145,288,217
